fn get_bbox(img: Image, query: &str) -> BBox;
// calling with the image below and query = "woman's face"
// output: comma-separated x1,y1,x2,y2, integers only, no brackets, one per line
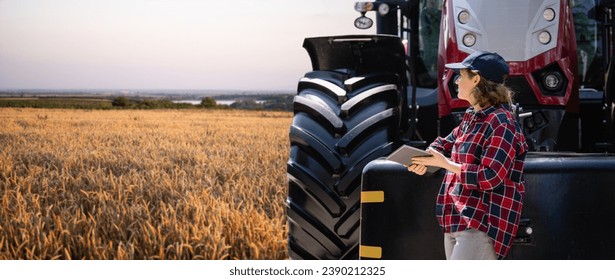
455,69,479,105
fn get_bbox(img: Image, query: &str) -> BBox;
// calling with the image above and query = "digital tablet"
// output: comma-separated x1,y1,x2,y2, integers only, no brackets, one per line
386,145,440,173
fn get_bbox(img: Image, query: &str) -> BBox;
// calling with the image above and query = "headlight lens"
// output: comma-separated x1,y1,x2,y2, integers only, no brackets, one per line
543,8,556,21
354,16,374,29
525,227,534,235
378,3,390,16
543,73,561,90
538,31,551,44
354,2,374,12
462,33,476,47
458,10,470,24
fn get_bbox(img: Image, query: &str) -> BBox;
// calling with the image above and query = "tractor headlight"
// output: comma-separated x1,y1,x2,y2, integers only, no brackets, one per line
378,3,390,16
543,8,556,21
538,31,551,44
354,2,374,12
458,10,470,24
462,33,476,47
532,63,567,96
525,226,534,235
354,16,374,29
543,72,562,90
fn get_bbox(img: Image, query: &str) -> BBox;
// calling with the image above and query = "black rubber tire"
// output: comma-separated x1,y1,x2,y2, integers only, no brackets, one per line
286,70,403,259
606,56,615,137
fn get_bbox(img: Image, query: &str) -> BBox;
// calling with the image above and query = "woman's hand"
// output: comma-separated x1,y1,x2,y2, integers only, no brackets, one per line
407,164,427,175
412,148,445,168
406,148,440,176
409,148,462,176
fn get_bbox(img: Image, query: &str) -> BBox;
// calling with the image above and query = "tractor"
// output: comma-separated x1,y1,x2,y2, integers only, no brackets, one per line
286,0,615,259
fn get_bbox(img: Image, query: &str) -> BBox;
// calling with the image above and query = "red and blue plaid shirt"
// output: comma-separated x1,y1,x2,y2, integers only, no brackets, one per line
429,104,528,259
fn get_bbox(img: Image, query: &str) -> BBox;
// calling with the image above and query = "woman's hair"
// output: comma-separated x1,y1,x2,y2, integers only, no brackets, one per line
464,69,513,108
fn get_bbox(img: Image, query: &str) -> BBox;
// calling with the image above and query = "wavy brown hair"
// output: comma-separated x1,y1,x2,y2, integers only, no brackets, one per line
464,69,513,108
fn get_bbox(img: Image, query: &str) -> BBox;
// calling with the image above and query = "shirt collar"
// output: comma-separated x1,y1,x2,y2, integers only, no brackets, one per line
466,103,510,117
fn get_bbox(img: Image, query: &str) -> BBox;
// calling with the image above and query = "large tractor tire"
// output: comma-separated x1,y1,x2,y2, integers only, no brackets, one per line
286,70,403,259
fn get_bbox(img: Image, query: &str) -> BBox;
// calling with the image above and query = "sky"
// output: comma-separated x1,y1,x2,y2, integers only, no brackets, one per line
0,0,374,91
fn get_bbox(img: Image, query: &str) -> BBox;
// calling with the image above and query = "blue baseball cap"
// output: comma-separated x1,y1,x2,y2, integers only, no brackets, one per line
445,51,509,83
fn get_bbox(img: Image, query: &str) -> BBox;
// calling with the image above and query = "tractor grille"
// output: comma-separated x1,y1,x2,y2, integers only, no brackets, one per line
506,76,539,105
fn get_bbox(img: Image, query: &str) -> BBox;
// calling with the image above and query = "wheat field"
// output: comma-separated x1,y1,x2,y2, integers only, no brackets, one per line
0,108,292,259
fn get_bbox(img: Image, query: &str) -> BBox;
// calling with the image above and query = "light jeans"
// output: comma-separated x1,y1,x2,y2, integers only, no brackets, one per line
444,229,497,260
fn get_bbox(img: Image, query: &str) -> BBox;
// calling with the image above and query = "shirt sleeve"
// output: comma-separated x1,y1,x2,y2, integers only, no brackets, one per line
429,126,459,156
460,122,517,191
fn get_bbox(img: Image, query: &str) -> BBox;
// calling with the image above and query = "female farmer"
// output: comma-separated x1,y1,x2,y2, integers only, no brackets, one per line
409,51,528,260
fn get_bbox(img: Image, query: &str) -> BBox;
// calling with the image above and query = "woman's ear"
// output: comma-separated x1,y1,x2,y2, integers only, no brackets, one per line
473,75,481,84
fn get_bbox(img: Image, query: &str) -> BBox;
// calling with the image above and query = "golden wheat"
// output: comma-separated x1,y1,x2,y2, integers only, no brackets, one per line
0,108,292,259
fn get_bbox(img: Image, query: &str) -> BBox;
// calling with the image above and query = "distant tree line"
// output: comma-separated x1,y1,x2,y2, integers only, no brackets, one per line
0,94,295,111
111,95,294,111
111,97,194,109
226,95,294,111
0,97,113,109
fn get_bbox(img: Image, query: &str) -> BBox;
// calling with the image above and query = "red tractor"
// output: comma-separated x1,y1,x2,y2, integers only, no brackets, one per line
287,0,615,259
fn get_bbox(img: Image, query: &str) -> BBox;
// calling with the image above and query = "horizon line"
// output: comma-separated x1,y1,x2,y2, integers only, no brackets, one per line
0,88,295,93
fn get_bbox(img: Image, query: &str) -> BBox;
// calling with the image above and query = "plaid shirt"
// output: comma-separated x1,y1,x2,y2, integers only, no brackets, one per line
429,104,528,259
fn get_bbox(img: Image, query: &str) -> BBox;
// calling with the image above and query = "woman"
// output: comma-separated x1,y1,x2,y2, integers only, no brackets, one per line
409,51,528,260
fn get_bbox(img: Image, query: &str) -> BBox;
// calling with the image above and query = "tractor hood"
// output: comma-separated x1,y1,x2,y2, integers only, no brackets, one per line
303,35,408,85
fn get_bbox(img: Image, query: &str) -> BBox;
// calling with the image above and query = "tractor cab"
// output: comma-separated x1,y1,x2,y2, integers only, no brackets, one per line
353,0,615,152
